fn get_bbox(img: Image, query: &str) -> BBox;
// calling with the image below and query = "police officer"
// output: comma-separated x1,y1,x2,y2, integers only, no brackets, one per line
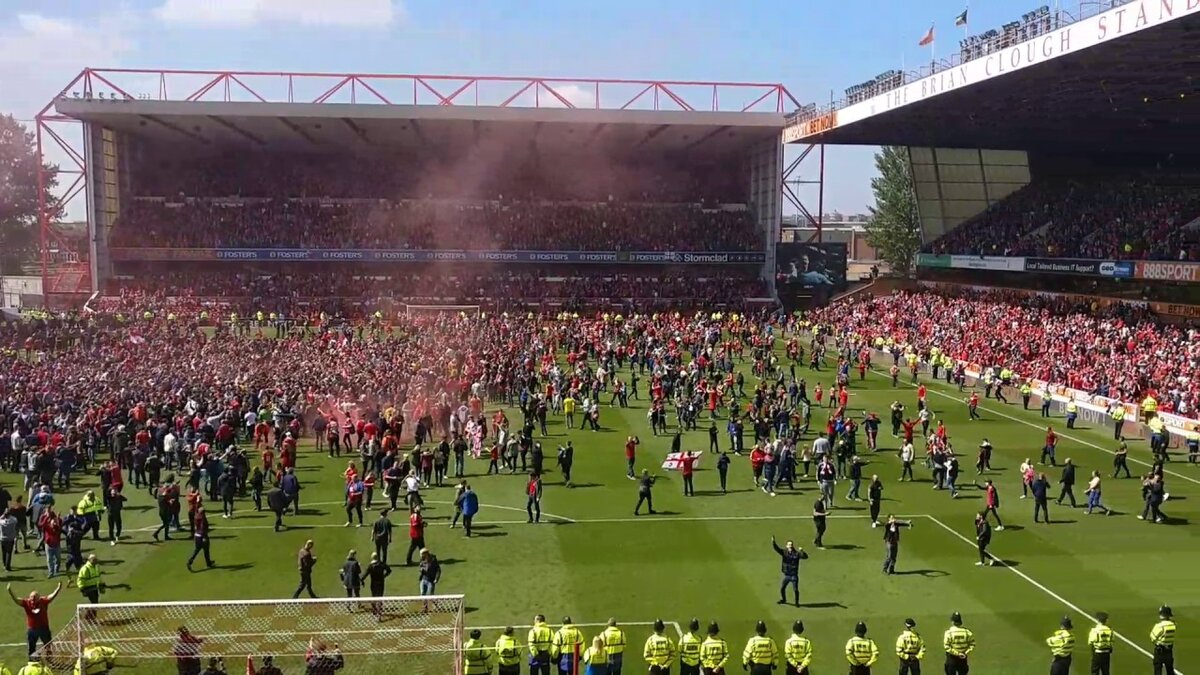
494,627,521,675
1110,406,1125,441
1086,612,1113,675
942,613,974,675
844,621,879,675
699,622,729,675
895,618,924,675
600,618,626,675
771,536,808,606
464,629,493,675
1045,617,1074,675
528,614,554,675
741,621,779,675
679,619,702,675
1150,605,1176,675
784,620,813,675
643,619,676,674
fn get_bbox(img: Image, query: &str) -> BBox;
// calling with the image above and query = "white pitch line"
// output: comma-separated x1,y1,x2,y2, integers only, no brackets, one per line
130,499,575,533
127,513,872,533
922,514,1176,672
868,365,1200,488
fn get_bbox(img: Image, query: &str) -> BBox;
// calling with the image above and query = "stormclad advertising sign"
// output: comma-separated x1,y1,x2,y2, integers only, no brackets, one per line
109,248,768,265
1136,260,1200,283
818,0,1200,132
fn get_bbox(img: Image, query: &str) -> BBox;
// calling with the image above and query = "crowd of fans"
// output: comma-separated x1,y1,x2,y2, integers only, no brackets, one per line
810,289,1200,419
109,200,762,252
132,152,746,203
926,177,1200,261
98,270,768,315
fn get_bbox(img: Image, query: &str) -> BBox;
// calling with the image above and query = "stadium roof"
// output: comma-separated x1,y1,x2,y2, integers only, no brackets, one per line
55,99,784,158
788,0,1200,153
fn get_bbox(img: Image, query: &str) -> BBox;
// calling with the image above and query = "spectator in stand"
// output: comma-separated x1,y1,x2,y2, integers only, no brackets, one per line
925,176,1200,261
810,289,1199,420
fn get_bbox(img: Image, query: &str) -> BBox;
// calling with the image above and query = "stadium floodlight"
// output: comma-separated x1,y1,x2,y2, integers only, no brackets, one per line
37,595,467,674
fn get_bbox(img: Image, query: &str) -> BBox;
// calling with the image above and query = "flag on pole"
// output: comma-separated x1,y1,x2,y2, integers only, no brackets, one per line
955,8,969,26
918,24,935,46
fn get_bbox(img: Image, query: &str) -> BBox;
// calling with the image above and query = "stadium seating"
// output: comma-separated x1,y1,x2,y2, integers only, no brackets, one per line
925,178,1200,261
109,199,762,252
98,271,768,314
810,289,1199,419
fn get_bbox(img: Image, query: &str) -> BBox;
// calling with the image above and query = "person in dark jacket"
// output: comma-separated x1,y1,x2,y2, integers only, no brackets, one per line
363,551,392,617
460,484,479,537
340,550,362,598
1056,459,1077,508
1032,473,1052,523
771,535,808,606
267,488,289,532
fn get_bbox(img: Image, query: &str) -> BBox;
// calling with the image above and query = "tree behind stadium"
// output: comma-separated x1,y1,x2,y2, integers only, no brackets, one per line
865,145,920,276
0,114,61,272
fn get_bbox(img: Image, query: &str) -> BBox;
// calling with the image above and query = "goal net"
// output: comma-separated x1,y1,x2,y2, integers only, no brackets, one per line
38,595,465,675
403,304,482,318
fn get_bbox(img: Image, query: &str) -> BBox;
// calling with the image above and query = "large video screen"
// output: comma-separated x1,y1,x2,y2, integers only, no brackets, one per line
775,242,849,292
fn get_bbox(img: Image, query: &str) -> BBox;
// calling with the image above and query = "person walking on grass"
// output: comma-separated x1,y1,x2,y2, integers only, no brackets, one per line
340,550,362,599
293,540,317,599
186,506,214,571
407,506,427,565
975,512,993,567
363,552,391,617
371,509,393,563
634,470,657,516
1085,471,1112,515
417,548,441,596
526,472,543,524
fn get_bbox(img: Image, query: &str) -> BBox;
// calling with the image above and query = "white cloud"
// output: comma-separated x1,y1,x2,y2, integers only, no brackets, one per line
541,84,595,109
0,13,135,118
155,0,403,28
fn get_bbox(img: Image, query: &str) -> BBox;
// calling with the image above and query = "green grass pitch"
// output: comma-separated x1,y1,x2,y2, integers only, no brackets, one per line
1,350,1194,673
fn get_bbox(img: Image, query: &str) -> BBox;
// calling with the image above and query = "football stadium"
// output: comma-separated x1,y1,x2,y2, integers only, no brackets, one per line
1,0,1199,673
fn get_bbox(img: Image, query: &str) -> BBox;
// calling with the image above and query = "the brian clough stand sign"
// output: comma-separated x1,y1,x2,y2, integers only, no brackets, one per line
800,0,1200,134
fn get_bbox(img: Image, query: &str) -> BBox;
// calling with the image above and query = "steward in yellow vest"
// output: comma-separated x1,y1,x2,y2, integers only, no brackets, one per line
493,627,521,675
463,629,493,675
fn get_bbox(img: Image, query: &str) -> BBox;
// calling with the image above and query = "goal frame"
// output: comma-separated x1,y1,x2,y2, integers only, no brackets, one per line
47,594,466,675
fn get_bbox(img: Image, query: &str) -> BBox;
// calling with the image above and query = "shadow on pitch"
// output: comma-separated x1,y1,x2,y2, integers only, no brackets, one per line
469,526,507,538
566,482,602,489
799,601,847,609
824,544,862,551
894,569,949,577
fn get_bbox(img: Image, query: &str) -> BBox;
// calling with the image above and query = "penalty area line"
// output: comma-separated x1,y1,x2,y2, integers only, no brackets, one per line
921,514,1174,671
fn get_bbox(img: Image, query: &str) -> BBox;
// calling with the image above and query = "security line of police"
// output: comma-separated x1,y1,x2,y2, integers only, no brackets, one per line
458,607,1177,675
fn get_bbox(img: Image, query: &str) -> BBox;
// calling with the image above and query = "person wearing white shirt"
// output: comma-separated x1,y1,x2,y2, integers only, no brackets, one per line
900,442,915,482
1085,471,1111,515
404,473,422,508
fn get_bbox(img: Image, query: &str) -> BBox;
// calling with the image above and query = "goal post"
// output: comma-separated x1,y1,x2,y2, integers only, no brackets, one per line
403,303,482,318
39,594,465,674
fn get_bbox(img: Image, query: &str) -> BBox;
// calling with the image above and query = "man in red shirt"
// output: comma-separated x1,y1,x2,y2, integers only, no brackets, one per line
624,436,640,479
1041,426,1059,466
405,506,426,566
679,451,698,497
968,392,981,420
8,581,61,657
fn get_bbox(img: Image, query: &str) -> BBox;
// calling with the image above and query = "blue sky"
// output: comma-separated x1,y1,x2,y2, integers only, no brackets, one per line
0,0,1022,216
